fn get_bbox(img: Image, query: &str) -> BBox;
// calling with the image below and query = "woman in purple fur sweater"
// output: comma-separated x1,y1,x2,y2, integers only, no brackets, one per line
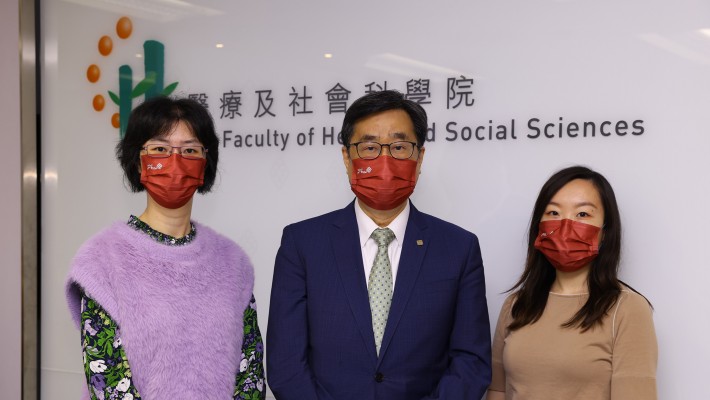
66,97,264,400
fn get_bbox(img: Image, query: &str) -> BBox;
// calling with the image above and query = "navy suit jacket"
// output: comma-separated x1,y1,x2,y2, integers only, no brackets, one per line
267,201,491,400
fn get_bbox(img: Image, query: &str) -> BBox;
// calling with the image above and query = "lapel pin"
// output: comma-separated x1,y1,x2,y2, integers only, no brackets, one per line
416,240,424,246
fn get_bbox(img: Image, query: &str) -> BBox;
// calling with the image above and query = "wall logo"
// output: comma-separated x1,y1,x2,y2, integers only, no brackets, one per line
85,17,179,138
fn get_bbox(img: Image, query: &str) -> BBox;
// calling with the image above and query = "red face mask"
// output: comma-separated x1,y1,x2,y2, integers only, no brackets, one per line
349,156,418,211
534,219,601,272
140,154,206,209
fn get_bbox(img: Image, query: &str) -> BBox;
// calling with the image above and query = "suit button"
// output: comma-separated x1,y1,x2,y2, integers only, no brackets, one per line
375,372,384,383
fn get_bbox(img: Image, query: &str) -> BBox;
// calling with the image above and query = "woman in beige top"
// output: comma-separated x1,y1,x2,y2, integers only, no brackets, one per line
487,166,657,400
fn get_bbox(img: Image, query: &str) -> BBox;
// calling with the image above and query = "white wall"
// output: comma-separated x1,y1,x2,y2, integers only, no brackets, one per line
41,1,710,399
0,0,23,398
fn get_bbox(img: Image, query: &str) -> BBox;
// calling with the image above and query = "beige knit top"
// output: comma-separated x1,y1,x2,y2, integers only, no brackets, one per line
489,288,657,400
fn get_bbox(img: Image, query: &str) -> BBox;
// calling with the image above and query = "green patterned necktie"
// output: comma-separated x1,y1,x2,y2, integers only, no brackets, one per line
368,227,396,355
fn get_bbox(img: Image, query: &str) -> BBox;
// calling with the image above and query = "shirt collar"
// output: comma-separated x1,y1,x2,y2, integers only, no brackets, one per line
354,200,410,247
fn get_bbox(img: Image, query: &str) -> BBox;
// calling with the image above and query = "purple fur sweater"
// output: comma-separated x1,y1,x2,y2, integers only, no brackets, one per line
66,221,254,400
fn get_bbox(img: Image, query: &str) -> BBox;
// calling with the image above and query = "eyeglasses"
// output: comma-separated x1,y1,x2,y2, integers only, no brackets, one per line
141,144,207,159
349,141,419,160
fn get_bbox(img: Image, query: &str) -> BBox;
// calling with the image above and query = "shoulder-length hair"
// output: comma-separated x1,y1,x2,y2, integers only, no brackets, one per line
508,165,623,332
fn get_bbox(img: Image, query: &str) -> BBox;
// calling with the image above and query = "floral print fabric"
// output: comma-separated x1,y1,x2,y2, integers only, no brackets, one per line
81,296,141,400
126,214,196,246
81,294,265,400
235,295,266,399
80,216,265,399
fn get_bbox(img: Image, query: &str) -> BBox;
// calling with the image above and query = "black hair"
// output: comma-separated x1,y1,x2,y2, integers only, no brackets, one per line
116,96,219,193
338,90,427,147
508,165,633,332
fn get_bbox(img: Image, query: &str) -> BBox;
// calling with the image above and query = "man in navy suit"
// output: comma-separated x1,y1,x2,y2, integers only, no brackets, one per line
267,90,491,400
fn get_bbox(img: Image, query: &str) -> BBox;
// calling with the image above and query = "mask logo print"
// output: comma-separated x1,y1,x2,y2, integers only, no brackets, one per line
350,157,418,210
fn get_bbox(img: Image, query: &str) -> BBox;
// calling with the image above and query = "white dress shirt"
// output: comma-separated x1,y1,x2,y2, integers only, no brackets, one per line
354,200,410,288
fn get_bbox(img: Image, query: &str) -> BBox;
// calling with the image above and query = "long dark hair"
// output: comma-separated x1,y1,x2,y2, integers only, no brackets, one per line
508,166,623,332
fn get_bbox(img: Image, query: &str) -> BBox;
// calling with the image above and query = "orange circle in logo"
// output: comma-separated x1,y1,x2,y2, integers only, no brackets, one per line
93,95,105,111
98,36,113,56
116,17,132,39
86,64,100,82
111,113,121,128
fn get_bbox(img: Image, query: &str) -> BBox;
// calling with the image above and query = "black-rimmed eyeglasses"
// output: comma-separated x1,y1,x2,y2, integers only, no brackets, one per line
349,141,419,160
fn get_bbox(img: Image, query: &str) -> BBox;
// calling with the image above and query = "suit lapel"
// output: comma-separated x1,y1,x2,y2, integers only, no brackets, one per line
330,201,379,364
377,203,429,364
